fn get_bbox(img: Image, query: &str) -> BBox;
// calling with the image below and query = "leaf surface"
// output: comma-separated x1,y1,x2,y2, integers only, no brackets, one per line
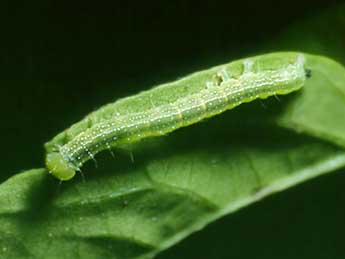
1,53,345,259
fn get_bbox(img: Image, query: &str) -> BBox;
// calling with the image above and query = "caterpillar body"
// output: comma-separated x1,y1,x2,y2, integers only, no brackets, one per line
45,52,309,180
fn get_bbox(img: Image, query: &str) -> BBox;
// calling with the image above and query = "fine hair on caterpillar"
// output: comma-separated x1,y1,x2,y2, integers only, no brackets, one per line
45,52,310,181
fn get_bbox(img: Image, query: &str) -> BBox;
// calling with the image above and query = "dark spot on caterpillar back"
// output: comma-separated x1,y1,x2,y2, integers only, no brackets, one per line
214,74,224,86
305,68,312,78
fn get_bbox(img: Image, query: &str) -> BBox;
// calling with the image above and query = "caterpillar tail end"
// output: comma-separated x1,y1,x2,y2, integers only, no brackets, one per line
46,152,76,181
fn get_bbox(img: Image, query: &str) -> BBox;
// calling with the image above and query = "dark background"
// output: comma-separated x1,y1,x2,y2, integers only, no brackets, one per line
1,0,342,180
1,1,344,258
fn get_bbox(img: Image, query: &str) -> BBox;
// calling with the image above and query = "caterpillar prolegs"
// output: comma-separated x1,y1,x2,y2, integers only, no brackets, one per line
45,52,310,180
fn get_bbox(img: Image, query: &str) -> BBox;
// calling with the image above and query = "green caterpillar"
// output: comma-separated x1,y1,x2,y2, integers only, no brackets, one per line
45,52,310,181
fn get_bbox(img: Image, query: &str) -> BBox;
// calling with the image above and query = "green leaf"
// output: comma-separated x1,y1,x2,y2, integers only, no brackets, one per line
1,52,345,259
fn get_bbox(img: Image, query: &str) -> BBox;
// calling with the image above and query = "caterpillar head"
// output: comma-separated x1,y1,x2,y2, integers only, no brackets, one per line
46,152,76,181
